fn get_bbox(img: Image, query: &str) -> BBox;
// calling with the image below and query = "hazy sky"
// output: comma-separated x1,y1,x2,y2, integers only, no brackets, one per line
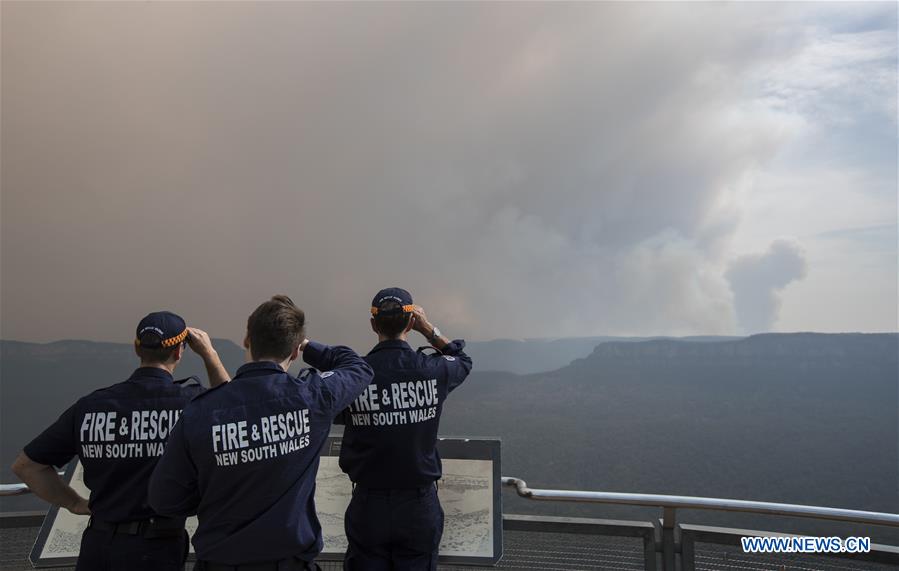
1,2,896,351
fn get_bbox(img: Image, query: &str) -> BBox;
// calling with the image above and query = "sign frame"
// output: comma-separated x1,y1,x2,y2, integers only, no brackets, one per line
316,436,503,566
29,436,502,568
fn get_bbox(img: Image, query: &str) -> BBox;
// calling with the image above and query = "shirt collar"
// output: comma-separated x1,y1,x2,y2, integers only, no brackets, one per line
128,367,174,383
235,361,285,378
368,339,413,355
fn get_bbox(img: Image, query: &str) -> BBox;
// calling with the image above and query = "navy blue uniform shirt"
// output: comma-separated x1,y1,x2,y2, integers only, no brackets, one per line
23,367,204,523
339,339,472,488
148,342,373,565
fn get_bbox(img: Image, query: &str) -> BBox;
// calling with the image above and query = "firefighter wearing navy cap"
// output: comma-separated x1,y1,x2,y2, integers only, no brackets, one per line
11,311,231,571
148,295,375,571
339,287,473,571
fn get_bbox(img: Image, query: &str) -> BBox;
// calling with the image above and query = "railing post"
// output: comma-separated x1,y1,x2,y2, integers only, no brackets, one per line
681,528,695,571
661,507,677,571
646,520,660,571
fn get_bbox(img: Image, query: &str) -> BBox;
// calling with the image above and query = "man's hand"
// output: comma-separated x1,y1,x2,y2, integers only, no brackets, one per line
187,327,231,387
187,327,217,359
412,306,449,349
67,496,91,516
411,306,432,335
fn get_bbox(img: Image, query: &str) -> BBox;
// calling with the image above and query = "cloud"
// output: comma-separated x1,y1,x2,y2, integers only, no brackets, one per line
0,2,894,347
726,240,809,334
749,23,898,126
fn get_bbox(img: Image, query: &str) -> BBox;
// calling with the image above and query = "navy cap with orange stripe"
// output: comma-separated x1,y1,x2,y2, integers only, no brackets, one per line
370,287,414,316
135,311,188,349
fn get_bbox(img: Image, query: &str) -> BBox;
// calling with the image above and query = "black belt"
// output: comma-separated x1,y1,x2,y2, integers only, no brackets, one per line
87,516,185,538
197,560,319,571
353,482,437,496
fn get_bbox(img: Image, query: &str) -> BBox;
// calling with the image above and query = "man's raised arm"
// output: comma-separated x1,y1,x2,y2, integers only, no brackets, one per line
187,327,231,388
302,340,374,415
412,305,473,392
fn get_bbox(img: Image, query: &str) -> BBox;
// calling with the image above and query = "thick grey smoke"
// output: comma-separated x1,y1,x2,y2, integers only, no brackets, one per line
0,2,893,348
726,240,808,334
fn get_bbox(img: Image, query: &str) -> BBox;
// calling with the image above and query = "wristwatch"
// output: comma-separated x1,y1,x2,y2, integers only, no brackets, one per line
429,326,442,343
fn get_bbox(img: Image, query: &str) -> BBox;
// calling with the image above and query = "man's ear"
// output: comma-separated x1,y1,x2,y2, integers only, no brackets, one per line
134,342,141,359
370,317,378,334
290,343,301,363
172,344,185,364
243,334,253,362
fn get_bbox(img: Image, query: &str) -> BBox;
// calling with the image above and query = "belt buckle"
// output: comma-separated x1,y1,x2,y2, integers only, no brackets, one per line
114,520,142,535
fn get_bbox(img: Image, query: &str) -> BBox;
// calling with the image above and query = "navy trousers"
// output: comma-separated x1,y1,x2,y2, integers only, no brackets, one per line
343,484,444,571
75,526,189,571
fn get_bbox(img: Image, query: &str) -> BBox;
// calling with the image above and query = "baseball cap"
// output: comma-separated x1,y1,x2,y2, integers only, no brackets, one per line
135,311,188,348
370,287,414,316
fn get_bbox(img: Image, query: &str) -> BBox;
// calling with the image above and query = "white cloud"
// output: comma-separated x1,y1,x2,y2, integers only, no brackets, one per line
750,27,898,125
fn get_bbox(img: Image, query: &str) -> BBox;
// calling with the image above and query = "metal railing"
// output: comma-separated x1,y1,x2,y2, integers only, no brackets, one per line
502,476,899,570
0,473,65,497
502,477,899,527
1,483,38,497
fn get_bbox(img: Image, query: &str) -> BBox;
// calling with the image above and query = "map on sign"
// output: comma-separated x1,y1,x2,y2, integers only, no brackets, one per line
31,437,502,568
316,459,497,560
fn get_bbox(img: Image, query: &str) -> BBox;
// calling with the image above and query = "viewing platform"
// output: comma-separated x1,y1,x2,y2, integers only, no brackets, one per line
3,475,897,570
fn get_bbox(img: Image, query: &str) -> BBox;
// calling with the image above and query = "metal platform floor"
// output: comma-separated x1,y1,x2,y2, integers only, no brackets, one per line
3,526,896,571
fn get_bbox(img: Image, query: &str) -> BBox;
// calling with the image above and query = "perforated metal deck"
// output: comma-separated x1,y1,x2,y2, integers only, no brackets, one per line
3,525,897,571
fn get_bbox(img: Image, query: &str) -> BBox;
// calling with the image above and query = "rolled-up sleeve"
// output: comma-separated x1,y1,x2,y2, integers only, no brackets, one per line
24,404,79,468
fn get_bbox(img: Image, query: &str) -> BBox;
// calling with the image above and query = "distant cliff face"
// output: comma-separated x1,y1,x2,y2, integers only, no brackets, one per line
464,335,745,375
463,337,620,374
573,333,899,368
0,340,134,358
0,338,246,366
